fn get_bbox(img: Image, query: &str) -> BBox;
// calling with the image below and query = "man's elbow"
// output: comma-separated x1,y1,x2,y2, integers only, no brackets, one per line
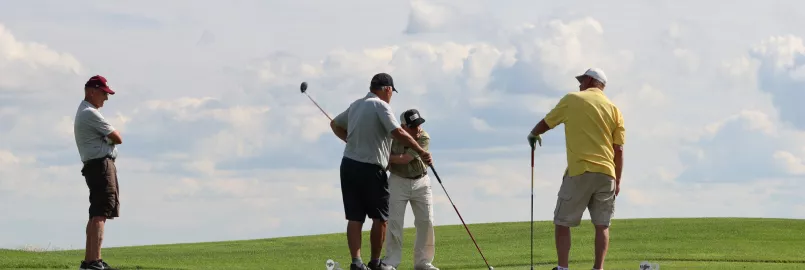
108,130,123,144
390,128,405,139
330,120,343,132
533,119,552,135
613,144,623,155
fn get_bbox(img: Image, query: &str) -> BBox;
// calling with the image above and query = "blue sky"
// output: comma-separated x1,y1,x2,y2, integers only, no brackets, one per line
1,0,805,250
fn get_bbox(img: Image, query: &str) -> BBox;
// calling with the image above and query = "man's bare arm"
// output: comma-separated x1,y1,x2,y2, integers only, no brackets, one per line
613,144,623,185
389,153,415,164
106,130,123,144
390,128,425,153
389,133,428,165
390,128,433,166
330,120,347,143
530,119,552,136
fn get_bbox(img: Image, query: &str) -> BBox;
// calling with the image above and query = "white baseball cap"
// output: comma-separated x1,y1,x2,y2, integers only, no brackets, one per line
575,68,608,85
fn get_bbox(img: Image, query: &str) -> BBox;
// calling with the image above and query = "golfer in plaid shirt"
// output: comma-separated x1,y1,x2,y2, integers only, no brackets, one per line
382,109,439,270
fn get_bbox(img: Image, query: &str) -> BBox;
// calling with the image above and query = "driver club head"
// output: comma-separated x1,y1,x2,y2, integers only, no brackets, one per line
300,81,308,93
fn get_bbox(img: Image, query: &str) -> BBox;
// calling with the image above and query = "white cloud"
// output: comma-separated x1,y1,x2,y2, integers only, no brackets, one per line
773,151,805,175
403,0,498,36
749,35,805,130
404,0,457,34
470,117,493,132
0,25,82,85
751,35,805,71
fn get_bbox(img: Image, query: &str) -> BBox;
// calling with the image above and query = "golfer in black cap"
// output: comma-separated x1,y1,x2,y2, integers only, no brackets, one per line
383,109,439,270
331,73,433,270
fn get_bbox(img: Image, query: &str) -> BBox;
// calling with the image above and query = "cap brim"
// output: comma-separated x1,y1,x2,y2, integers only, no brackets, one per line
392,86,398,92
410,118,425,126
575,75,587,83
100,86,115,95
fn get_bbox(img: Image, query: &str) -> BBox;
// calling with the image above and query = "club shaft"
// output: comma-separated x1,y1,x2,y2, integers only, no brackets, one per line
531,149,535,269
305,93,333,121
430,166,491,269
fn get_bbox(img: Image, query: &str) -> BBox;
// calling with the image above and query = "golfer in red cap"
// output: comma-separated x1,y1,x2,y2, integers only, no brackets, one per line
73,75,122,270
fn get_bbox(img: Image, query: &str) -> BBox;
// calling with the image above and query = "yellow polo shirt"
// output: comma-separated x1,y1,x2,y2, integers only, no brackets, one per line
543,87,625,179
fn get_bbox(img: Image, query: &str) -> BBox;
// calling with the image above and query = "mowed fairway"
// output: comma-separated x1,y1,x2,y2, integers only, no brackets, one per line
1,218,804,269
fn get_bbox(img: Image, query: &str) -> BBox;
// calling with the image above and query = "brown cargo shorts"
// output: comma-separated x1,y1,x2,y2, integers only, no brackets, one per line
553,171,616,227
81,156,120,219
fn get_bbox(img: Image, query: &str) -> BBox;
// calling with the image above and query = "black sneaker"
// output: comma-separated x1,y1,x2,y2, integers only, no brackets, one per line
351,263,370,270
368,259,395,270
79,259,119,270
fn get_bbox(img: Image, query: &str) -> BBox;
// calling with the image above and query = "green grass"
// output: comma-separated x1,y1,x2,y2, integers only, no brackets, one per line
2,217,804,269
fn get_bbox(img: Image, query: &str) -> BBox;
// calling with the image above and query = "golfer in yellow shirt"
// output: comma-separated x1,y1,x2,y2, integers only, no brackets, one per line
528,68,625,270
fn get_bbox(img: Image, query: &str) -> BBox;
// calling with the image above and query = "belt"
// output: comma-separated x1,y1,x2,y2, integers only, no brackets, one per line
83,154,115,164
403,171,427,180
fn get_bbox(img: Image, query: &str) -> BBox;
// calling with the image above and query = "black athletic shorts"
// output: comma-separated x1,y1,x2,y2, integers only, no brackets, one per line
81,156,120,219
340,157,390,223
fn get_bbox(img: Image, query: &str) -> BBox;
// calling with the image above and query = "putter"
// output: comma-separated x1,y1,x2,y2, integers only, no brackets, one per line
530,147,535,270
429,164,494,270
300,81,333,121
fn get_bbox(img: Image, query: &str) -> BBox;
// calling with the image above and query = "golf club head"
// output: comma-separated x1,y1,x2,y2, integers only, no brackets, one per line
300,81,308,93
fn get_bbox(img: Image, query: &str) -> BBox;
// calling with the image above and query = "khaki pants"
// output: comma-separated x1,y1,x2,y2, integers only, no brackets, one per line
383,173,436,268
553,171,616,227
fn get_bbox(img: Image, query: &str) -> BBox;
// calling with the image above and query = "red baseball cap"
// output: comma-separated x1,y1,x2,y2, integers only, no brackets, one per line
85,75,115,95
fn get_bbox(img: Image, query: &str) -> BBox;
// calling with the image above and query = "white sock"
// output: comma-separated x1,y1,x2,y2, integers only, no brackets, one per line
557,267,569,270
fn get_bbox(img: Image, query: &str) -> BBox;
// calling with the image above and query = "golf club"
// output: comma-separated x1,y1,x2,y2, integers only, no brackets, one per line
429,164,494,270
300,81,333,121
530,147,535,270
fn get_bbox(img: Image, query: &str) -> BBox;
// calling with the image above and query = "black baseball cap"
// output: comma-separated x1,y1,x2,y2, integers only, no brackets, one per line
401,109,425,128
370,73,398,92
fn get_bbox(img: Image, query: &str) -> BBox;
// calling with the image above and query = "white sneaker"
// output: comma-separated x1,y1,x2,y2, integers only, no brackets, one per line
414,263,439,270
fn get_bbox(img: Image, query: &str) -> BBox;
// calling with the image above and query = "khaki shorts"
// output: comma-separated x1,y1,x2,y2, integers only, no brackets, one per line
553,171,616,227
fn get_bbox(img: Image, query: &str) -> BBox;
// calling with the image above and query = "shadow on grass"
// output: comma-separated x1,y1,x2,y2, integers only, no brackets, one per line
444,258,805,269
5,263,187,270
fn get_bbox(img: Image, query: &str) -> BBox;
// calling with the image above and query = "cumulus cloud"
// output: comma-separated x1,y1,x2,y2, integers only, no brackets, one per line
487,17,634,97
403,0,499,36
750,35,805,130
0,25,82,86
470,117,493,132
677,110,790,183
773,151,805,175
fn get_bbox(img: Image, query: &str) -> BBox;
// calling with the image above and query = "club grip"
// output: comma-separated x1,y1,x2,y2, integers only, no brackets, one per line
429,165,442,184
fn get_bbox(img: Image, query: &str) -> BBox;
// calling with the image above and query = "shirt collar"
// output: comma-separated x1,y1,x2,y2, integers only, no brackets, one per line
583,87,604,94
82,100,97,109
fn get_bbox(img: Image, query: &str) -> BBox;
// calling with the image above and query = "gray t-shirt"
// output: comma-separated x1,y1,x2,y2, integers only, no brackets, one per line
333,92,402,169
74,100,118,163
